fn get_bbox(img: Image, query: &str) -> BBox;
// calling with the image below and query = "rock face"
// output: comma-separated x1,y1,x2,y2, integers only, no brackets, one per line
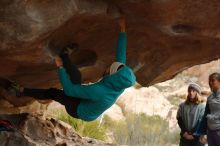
116,87,172,118
1,0,220,87
183,60,220,87
0,113,115,146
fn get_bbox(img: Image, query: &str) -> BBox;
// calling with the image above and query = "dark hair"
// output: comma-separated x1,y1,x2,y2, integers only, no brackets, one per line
209,72,220,82
117,64,125,71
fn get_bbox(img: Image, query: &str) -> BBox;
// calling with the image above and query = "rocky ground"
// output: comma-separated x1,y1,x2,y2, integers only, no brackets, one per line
0,113,116,146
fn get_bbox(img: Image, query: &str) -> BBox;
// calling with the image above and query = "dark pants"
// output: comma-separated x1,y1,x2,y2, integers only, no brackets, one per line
207,129,220,146
179,137,204,146
22,54,82,118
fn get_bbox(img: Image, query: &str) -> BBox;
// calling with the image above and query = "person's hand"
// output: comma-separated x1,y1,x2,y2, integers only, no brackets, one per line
186,134,194,140
183,132,194,140
55,56,63,68
183,132,188,138
118,15,126,32
199,135,207,144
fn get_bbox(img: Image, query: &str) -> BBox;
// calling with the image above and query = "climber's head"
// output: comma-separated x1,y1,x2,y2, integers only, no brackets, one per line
103,62,125,77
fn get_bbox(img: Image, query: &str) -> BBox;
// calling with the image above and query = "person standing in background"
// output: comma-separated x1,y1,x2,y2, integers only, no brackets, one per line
177,82,205,146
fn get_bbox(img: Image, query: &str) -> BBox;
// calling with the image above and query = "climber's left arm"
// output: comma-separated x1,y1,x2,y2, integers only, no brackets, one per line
116,16,126,64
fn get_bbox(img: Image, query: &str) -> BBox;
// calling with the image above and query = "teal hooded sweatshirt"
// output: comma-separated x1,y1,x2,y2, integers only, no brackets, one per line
58,32,136,121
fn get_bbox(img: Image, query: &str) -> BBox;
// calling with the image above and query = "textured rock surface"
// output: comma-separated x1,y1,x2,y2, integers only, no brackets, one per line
117,87,172,118
0,113,116,146
1,1,220,111
1,0,220,86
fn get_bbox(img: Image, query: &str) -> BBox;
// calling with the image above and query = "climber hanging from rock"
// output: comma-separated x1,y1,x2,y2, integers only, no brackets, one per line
5,15,136,121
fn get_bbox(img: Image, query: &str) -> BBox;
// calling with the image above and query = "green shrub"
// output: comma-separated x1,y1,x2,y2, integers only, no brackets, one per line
103,113,179,146
50,110,179,145
52,110,107,141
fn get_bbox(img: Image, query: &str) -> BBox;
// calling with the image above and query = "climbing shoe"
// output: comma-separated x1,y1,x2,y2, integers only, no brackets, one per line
60,43,79,55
